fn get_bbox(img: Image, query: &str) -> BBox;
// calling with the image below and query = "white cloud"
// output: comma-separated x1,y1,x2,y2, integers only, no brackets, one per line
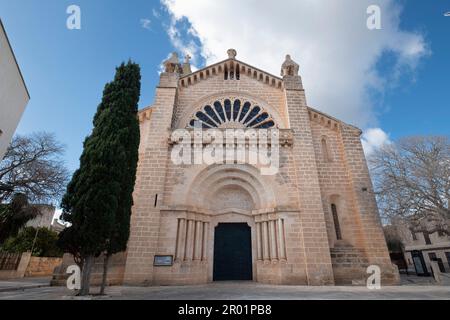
140,18,152,30
163,16,202,70
362,128,391,156
153,8,161,19
160,0,429,129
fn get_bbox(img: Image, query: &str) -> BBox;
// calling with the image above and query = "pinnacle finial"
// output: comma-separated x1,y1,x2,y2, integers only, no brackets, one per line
163,52,180,73
281,54,299,77
227,49,237,59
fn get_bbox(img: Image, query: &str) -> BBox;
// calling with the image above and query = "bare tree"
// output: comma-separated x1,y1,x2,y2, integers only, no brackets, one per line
369,136,450,235
0,132,70,204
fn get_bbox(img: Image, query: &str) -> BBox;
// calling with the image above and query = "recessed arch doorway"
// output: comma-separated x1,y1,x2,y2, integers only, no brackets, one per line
213,223,253,281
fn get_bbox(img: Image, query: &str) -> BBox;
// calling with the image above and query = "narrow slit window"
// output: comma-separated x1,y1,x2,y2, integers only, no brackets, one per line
224,65,228,80
331,204,342,240
321,138,332,162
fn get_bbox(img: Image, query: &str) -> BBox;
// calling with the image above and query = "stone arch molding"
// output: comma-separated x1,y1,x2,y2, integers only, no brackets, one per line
176,91,287,130
170,164,292,214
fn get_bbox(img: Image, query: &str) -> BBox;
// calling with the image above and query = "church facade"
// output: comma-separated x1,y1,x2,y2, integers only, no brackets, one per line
122,49,399,286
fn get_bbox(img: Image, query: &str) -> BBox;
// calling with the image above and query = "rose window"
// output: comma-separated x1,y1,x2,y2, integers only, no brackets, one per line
189,99,275,129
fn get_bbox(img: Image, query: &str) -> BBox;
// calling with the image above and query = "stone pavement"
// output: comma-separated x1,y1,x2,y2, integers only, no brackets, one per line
400,274,439,286
0,277,52,293
0,280,449,300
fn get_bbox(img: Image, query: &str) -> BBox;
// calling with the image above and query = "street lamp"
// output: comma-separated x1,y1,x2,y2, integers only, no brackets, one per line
30,214,43,256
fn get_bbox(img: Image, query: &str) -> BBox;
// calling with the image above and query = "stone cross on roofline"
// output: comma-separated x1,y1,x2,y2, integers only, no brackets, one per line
182,54,192,75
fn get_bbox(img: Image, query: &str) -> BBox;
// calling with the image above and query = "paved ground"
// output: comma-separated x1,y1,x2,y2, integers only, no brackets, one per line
0,278,449,300
400,274,440,286
0,277,52,293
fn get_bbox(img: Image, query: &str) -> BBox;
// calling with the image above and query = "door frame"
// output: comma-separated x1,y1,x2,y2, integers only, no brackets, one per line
213,223,253,281
207,211,257,282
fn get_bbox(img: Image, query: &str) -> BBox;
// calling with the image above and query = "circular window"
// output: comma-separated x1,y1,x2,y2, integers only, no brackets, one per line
189,99,276,129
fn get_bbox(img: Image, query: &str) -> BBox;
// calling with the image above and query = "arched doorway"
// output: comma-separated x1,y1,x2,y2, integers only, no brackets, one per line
181,164,279,282
213,223,253,281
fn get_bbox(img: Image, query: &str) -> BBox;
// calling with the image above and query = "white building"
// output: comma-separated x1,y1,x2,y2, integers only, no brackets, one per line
0,19,30,160
25,205,66,233
395,218,450,276
25,205,56,230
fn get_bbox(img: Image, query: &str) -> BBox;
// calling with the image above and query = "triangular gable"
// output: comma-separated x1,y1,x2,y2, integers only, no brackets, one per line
179,58,284,91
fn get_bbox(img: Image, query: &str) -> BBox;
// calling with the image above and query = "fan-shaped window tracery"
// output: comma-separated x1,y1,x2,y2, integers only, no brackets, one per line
189,99,276,129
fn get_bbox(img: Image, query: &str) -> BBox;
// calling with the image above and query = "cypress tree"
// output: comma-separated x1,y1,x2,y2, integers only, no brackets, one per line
99,63,141,294
59,61,141,296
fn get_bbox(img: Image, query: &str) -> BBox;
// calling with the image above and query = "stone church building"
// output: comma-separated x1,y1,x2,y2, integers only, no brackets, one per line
120,49,398,286
53,49,399,286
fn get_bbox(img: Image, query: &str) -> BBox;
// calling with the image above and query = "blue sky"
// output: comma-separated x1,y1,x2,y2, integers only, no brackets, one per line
376,1,450,138
0,0,449,173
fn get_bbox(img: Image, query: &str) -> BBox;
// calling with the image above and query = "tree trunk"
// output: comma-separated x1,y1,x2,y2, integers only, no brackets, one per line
78,255,94,296
99,254,110,295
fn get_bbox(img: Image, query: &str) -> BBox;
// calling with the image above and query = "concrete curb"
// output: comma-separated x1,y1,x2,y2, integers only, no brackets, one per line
0,284,49,293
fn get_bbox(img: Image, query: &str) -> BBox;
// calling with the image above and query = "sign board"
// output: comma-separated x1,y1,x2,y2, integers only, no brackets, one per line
154,255,174,266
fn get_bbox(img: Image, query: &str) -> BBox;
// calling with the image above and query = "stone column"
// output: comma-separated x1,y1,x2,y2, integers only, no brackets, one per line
185,220,195,261
269,220,277,260
202,222,209,261
277,219,286,260
194,221,203,261
175,218,186,261
262,221,270,261
256,223,263,260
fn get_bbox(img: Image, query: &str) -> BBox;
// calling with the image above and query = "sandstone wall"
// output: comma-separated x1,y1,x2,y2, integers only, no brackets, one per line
121,56,399,286
173,69,288,130
51,253,126,286
25,257,62,277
